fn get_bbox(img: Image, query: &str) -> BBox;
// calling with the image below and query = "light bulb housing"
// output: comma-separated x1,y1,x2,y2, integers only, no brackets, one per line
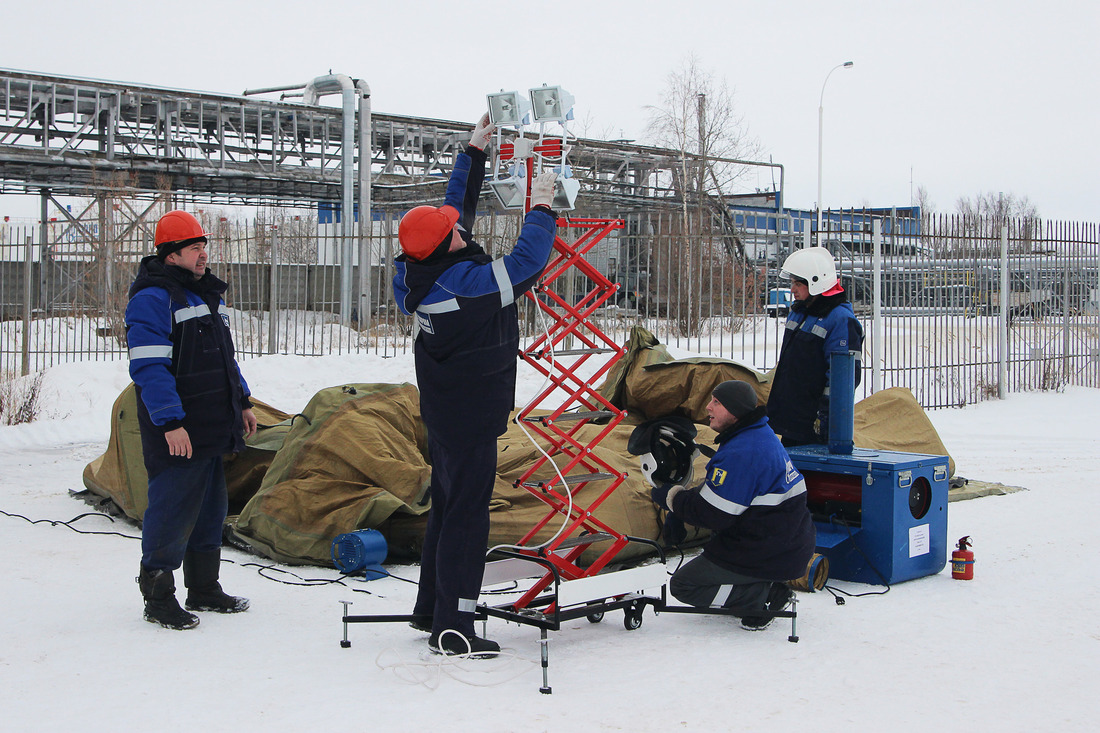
528,85,575,123
486,91,531,127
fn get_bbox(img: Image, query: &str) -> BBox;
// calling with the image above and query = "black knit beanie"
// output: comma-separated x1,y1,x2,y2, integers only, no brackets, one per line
712,380,758,419
157,236,207,261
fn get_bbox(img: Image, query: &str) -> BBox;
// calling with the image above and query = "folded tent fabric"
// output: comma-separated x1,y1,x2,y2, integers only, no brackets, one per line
82,345,955,568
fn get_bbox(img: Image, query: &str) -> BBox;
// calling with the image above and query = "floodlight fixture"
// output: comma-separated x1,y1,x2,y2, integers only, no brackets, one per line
489,175,528,210
487,91,531,127
552,176,581,211
529,85,575,123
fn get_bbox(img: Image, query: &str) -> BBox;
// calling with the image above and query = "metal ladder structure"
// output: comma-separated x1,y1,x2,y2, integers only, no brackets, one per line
506,216,634,610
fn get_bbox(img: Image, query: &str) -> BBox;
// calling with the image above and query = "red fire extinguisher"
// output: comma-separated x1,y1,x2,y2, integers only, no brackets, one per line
951,536,974,580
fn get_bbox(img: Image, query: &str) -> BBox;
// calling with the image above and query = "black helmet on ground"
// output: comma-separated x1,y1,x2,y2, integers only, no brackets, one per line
627,416,700,488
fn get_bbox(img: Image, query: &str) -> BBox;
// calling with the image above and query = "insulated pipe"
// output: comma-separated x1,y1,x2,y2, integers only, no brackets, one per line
242,82,308,96
828,350,857,454
355,79,372,342
304,74,358,325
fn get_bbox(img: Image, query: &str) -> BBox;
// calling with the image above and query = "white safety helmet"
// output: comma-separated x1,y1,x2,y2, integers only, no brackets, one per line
780,247,839,296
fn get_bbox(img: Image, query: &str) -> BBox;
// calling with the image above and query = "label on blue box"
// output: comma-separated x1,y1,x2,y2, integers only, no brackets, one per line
909,524,930,558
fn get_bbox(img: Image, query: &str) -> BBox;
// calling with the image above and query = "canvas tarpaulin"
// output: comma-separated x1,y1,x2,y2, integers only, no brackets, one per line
80,383,292,521
229,386,699,567
600,326,954,474
83,328,955,569
230,383,434,565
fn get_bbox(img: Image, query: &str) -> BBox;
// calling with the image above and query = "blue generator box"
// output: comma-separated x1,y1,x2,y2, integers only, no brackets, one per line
786,445,950,585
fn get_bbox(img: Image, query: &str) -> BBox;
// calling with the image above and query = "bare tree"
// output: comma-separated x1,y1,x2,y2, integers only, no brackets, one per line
955,191,1039,253
955,191,1036,221
914,184,935,216
572,110,624,142
640,58,762,336
644,56,763,199
250,207,319,265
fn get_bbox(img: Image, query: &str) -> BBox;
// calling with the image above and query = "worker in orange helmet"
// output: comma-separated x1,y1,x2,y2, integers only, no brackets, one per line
393,111,558,657
126,209,256,630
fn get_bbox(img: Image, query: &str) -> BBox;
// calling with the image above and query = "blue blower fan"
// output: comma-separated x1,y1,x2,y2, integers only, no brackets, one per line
331,529,388,580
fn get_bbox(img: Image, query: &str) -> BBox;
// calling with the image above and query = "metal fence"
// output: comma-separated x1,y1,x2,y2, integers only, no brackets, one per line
2,207,1097,409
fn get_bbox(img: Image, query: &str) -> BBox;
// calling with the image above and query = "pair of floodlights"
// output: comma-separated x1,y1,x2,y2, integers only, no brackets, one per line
487,162,581,211
487,85,575,127
485,85,580,212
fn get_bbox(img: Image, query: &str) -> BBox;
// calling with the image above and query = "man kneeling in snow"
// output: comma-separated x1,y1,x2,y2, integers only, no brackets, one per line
650,380,815,630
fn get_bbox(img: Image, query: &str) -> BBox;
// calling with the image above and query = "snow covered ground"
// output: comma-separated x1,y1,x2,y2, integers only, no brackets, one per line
2,350,1098,732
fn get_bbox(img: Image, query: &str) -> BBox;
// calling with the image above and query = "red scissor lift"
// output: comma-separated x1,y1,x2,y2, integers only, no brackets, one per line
511,217,632,601
480,213,668,638
339,137,670,694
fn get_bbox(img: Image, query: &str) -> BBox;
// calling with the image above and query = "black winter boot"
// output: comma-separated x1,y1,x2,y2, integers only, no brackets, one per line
138,566,199,630
428,631,500,658
408,614,433,633
183,550,250,613
740,582,794,631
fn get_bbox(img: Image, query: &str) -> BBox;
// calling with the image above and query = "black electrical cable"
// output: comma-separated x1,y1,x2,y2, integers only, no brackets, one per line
821,514,891,603
237,562,383,594
1,507,141,540
2,504,423,592
480,581,520,595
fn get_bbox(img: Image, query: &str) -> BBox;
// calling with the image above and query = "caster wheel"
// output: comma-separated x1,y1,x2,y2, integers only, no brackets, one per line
624,609,643,631
586,610,605,624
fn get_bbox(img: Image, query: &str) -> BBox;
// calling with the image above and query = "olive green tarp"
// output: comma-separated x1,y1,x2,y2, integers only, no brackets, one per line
597,326,955,476
228,381,686,566
81,383,294,521
82,326,959,569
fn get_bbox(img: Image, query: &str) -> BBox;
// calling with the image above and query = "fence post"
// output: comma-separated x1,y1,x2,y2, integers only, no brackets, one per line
997,225,1009,399
871,218,883,394
1062,255,1071,383
39,189,49,315
21,234,32,376
268,226,278,355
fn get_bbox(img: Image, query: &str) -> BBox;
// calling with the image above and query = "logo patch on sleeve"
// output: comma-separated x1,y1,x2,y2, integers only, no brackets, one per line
710,467,727,486
785,460,799,483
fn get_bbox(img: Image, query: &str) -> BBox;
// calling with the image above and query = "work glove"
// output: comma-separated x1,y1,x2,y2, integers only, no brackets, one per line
662,514,687,546
470,112,495,150
650,483,684,512
529,170,558,209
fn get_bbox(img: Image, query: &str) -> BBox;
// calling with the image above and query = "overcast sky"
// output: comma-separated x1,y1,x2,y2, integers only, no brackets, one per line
2,0,1097,221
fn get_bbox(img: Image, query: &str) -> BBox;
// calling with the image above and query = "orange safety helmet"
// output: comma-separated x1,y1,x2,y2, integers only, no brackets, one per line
154,210,210,256
398,205,459,261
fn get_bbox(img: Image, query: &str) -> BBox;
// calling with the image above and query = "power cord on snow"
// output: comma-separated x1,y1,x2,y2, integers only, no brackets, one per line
821,514,891,603
238,561,395,595
1,503,422,595
0,507,142,540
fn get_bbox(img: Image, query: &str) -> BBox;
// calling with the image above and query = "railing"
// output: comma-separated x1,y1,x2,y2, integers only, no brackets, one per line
2,210,1097,409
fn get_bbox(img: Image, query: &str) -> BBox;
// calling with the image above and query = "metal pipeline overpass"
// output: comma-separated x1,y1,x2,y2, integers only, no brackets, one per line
1,67,779,210
0,67,784,324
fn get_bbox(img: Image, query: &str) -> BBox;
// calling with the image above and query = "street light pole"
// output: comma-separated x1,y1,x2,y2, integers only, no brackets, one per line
816,61,854,245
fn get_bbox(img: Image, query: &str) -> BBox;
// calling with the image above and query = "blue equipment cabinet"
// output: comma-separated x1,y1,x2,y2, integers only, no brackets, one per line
787,444,950,585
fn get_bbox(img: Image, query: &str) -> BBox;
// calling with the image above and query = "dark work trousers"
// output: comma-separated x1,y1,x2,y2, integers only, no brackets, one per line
141,456,227,572
413,433,497,638
670,553,771,614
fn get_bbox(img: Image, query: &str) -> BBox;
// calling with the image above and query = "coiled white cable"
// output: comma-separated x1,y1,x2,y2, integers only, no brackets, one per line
375,641,536,689
487,285,579,558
